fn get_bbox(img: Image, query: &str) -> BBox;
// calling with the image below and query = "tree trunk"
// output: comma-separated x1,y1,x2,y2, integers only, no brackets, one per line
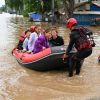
62,0,75,18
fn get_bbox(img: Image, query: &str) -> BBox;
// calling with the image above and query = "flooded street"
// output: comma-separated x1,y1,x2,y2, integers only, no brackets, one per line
0,13,100,100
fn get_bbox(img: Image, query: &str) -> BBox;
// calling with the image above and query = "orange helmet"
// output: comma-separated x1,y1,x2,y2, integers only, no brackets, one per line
29,26,36,32
66,18,77,29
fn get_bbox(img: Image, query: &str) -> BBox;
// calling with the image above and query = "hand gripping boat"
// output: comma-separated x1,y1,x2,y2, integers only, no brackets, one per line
12,46,75,71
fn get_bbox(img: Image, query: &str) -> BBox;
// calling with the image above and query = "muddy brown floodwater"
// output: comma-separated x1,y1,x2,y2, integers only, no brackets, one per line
0,13,100,100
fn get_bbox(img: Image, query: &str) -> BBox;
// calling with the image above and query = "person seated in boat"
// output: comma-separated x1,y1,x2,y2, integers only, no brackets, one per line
49,27,64,46
22,31,31,52
17,28,30,50
34,29,52,53
28,25,42,53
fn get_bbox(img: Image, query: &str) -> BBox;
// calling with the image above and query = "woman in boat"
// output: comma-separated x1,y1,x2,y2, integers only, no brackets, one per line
34,29,52,53
28,25,42,53
49,27,64,46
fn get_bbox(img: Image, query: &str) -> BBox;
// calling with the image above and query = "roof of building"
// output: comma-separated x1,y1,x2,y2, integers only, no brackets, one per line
75,1,100,9
74,11,100,15
92,1,100,7
75,1,89,9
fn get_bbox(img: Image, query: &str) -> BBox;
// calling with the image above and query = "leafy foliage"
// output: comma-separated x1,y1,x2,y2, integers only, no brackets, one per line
5,0,77,18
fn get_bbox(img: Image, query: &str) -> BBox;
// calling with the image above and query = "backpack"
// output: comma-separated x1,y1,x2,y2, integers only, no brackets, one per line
73,26,95,51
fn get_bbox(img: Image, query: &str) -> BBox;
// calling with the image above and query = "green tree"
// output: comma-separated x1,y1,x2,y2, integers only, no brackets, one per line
5,0,52,16
5,0,77,19
42,0,51,13
22,0,43,16
5,0,23,14
0,5,6,12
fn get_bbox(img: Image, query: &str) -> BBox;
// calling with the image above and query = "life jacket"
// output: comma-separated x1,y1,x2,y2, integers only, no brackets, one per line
72,26,95,51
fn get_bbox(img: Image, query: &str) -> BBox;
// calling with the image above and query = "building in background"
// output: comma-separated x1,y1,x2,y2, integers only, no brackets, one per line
75,0,88,4
74,0,100,25
75,0,99,4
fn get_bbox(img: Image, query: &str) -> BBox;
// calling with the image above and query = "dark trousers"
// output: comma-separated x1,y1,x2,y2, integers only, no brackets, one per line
17,41,23,50
68,48,92,77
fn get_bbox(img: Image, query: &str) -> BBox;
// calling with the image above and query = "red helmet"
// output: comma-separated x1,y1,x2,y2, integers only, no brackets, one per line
29,26,36,32
66,18,77,29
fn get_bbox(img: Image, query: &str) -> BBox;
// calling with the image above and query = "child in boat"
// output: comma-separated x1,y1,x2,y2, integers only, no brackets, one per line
49,27,64,46
34,29,52,53
22,31,31,52
17,29,30,50
28,25,42,53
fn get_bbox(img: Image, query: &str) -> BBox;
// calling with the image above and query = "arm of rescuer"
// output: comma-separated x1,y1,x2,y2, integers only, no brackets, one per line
62,33,75,60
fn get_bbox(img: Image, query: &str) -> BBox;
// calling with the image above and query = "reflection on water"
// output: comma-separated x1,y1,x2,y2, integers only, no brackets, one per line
0,13,100,100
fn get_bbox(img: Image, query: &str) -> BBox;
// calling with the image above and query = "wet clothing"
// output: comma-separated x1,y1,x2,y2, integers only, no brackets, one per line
68,48,92,76
66,28,92,77
66,30,92,54
28,32,41,52
49,36,64,47
34,35,49,53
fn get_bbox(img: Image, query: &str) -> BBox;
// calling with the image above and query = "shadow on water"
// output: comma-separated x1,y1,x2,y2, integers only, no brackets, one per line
0,13,100,100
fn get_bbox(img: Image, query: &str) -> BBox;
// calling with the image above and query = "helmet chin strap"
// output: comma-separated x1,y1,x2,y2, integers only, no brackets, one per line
70,26,74,30
71,25,77,30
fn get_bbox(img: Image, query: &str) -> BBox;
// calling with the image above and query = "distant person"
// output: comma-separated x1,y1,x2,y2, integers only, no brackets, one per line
34,29,52,53
63,18,95,77
54,11,61,23
49,27,64,46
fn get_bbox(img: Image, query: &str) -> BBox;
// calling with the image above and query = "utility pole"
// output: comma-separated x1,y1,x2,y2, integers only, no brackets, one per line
52,0,55,25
